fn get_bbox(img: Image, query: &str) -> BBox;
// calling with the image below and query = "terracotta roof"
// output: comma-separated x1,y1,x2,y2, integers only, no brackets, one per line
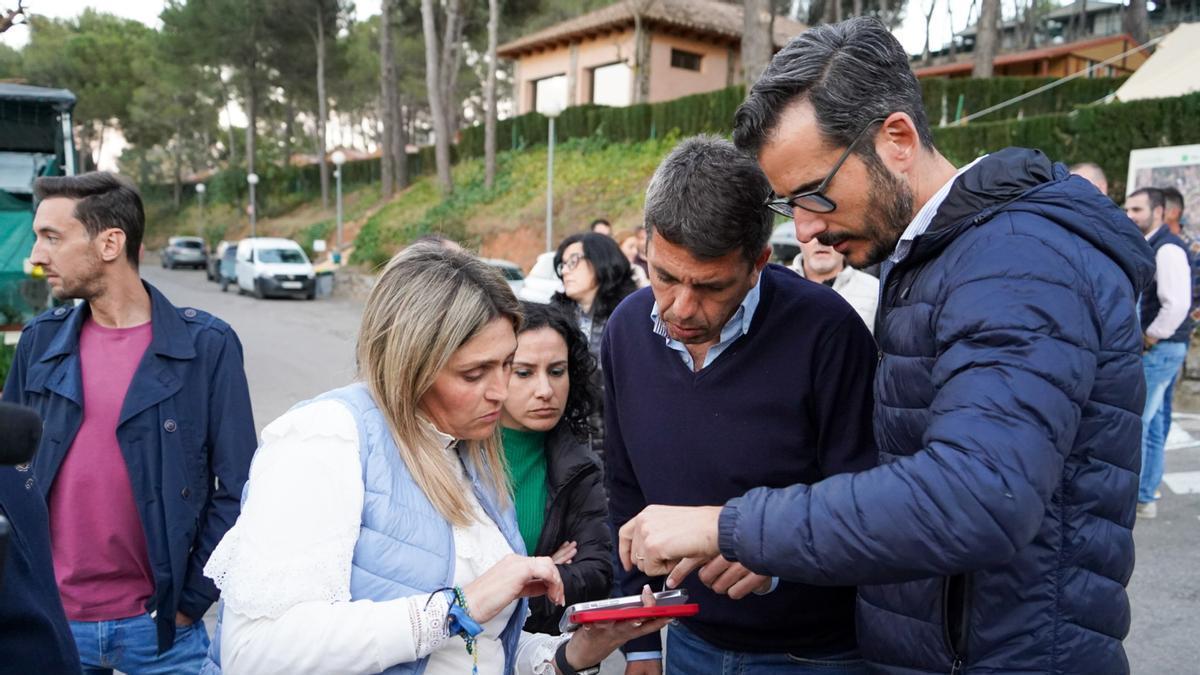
913,33,1141,77
498,0,807,58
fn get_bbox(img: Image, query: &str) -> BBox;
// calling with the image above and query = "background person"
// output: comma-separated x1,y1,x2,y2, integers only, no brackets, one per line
500,302,613,635
4,172,256,674
552,232,638,459
202,244,664,675
1070,161,1109,196
1125,187,1192,519
790,237,879,333
589,219,613,237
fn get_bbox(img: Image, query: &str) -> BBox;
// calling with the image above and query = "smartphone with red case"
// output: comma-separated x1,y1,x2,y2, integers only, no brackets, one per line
572,603,699,626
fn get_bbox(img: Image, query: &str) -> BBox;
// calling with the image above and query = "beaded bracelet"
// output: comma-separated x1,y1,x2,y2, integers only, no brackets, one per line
442,586,482,675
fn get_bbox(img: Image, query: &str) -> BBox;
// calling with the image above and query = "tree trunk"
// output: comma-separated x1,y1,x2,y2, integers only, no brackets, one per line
440,0,465,142
172,129,183,211
743,0,773,87
834,0,843,22
394,102,408,189
1125,0,1150,46
283,98,295,166
824,0,836,24
316,5,330,210
380,0,395,197
947,0,957,58
852,0,862,18
421,0,453,194
485,0,499,190
973,0,1000,77
922,0,937,64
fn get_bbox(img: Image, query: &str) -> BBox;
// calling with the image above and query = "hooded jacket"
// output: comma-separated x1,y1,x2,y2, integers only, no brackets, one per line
719,148,1154,674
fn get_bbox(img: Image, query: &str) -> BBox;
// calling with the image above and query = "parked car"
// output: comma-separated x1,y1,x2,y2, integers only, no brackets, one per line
218,245,238,293
235,237,316,300
483,258,525,296
206,239,235,281
517,251,563,304
769,222,800,264
161,236,207,269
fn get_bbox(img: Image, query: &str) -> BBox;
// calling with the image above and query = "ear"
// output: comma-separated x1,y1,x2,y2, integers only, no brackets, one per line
95,228,128,264
874,112,920,175
753,246,771,273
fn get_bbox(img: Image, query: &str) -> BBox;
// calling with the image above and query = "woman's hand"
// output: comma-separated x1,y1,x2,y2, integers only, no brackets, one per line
551,540,578,565
559,586,671,672
462,554,565,624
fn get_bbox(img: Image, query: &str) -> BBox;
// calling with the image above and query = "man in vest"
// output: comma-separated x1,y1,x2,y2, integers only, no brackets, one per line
1125,187,1193,519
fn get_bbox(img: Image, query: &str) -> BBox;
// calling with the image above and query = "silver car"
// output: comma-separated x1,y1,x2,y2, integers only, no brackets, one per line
162,236,207,270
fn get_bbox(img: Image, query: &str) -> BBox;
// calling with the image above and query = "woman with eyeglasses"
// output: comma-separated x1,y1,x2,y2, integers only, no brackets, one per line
500,302,613,636
551,233,638,459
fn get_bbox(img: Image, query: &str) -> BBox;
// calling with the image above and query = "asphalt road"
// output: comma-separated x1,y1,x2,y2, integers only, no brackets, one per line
142,263,1198,674
142,262,362,433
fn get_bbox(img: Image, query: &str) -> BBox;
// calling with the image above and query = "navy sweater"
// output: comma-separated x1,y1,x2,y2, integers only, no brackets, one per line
602,264,878,655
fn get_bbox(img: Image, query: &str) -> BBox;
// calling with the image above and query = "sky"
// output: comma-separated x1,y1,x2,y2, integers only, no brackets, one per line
0,0,974,55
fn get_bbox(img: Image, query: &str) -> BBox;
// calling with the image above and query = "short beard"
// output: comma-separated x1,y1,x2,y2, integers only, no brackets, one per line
819,152,915,269
54,251,107,302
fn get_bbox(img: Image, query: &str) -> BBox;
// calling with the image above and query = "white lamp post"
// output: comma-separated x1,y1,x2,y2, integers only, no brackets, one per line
331,150,346,262
195,182,206,215
543,101,563,252
247,172,260,238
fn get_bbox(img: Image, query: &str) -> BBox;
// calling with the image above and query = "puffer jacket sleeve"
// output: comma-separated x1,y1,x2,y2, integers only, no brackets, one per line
720,222,1102,585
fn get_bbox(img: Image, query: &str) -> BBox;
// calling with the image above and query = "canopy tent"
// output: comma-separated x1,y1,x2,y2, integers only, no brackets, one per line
1114,23,1200,102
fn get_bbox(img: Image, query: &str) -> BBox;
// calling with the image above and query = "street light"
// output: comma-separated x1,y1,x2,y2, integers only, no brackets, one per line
246,172,259,238
543,101,563,253
331,150,346,263
195,183,206,217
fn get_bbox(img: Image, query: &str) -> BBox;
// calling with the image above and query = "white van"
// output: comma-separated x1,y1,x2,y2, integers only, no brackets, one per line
235,238,316,300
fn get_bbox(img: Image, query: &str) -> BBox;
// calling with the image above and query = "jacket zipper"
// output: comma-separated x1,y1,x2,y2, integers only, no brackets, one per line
942,573,972,674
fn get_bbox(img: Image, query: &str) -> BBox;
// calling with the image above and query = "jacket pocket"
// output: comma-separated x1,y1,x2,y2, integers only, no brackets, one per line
942,574,972,674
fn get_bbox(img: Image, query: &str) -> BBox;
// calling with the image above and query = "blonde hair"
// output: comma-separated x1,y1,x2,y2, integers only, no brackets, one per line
357,243,521,527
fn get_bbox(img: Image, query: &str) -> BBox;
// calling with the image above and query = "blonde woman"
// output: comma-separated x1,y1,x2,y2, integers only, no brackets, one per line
201,244,666,675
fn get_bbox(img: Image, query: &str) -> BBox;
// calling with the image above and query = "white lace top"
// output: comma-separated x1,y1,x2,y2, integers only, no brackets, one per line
204,400,568,675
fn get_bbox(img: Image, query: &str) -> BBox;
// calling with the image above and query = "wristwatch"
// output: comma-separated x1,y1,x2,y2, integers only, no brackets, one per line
554,639,601,675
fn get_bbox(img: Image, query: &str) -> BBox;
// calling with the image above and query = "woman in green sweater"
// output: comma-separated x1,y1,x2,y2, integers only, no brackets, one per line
501,302,614,635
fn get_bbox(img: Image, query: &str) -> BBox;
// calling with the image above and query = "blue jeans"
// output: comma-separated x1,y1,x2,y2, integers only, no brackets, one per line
666,622,866,674
1140,341,1188,504
70,613,209,675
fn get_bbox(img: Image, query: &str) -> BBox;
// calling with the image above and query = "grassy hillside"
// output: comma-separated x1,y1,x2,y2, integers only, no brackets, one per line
149,134,682,274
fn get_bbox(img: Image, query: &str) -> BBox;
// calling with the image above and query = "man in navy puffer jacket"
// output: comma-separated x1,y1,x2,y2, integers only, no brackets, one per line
617,17,1154,674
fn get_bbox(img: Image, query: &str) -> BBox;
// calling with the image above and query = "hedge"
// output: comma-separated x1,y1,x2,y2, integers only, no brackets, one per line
920,76,1126,125
933,91,1200,197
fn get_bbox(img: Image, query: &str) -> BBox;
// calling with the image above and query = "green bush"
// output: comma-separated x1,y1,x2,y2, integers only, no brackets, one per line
0,341,14,392
933,92,1200,197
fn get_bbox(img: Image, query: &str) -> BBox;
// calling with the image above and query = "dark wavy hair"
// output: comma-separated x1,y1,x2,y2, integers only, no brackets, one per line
552,232,637,320
518,302,599,441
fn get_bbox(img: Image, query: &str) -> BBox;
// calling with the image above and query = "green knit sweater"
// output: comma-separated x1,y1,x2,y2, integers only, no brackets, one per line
501,426,548,555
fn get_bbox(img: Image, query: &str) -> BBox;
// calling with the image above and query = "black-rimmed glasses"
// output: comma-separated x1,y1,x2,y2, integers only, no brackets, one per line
764,117,887,218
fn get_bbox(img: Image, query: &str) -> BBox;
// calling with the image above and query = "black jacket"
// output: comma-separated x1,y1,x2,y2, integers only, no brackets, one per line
0,465,82,675
523,423,613,634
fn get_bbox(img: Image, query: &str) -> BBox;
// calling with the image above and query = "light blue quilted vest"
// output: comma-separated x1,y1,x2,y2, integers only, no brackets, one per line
202,383,528,675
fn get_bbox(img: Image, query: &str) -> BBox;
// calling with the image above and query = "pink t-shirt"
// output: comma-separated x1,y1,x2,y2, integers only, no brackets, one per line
49,318,155,621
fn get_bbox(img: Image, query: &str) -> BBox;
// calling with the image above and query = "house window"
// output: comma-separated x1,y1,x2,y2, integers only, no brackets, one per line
670,48,702,71
533,74,567,114
591,62,632,107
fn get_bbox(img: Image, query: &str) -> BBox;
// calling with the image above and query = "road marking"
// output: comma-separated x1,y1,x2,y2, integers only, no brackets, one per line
1162,471,1200,495
1166,421,1200,452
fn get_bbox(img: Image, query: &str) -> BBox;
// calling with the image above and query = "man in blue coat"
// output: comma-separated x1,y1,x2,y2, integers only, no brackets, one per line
3,173,256,673
619,17,1154,674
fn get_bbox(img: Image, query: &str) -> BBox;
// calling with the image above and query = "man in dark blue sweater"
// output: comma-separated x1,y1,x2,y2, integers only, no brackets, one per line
603,136,878,675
